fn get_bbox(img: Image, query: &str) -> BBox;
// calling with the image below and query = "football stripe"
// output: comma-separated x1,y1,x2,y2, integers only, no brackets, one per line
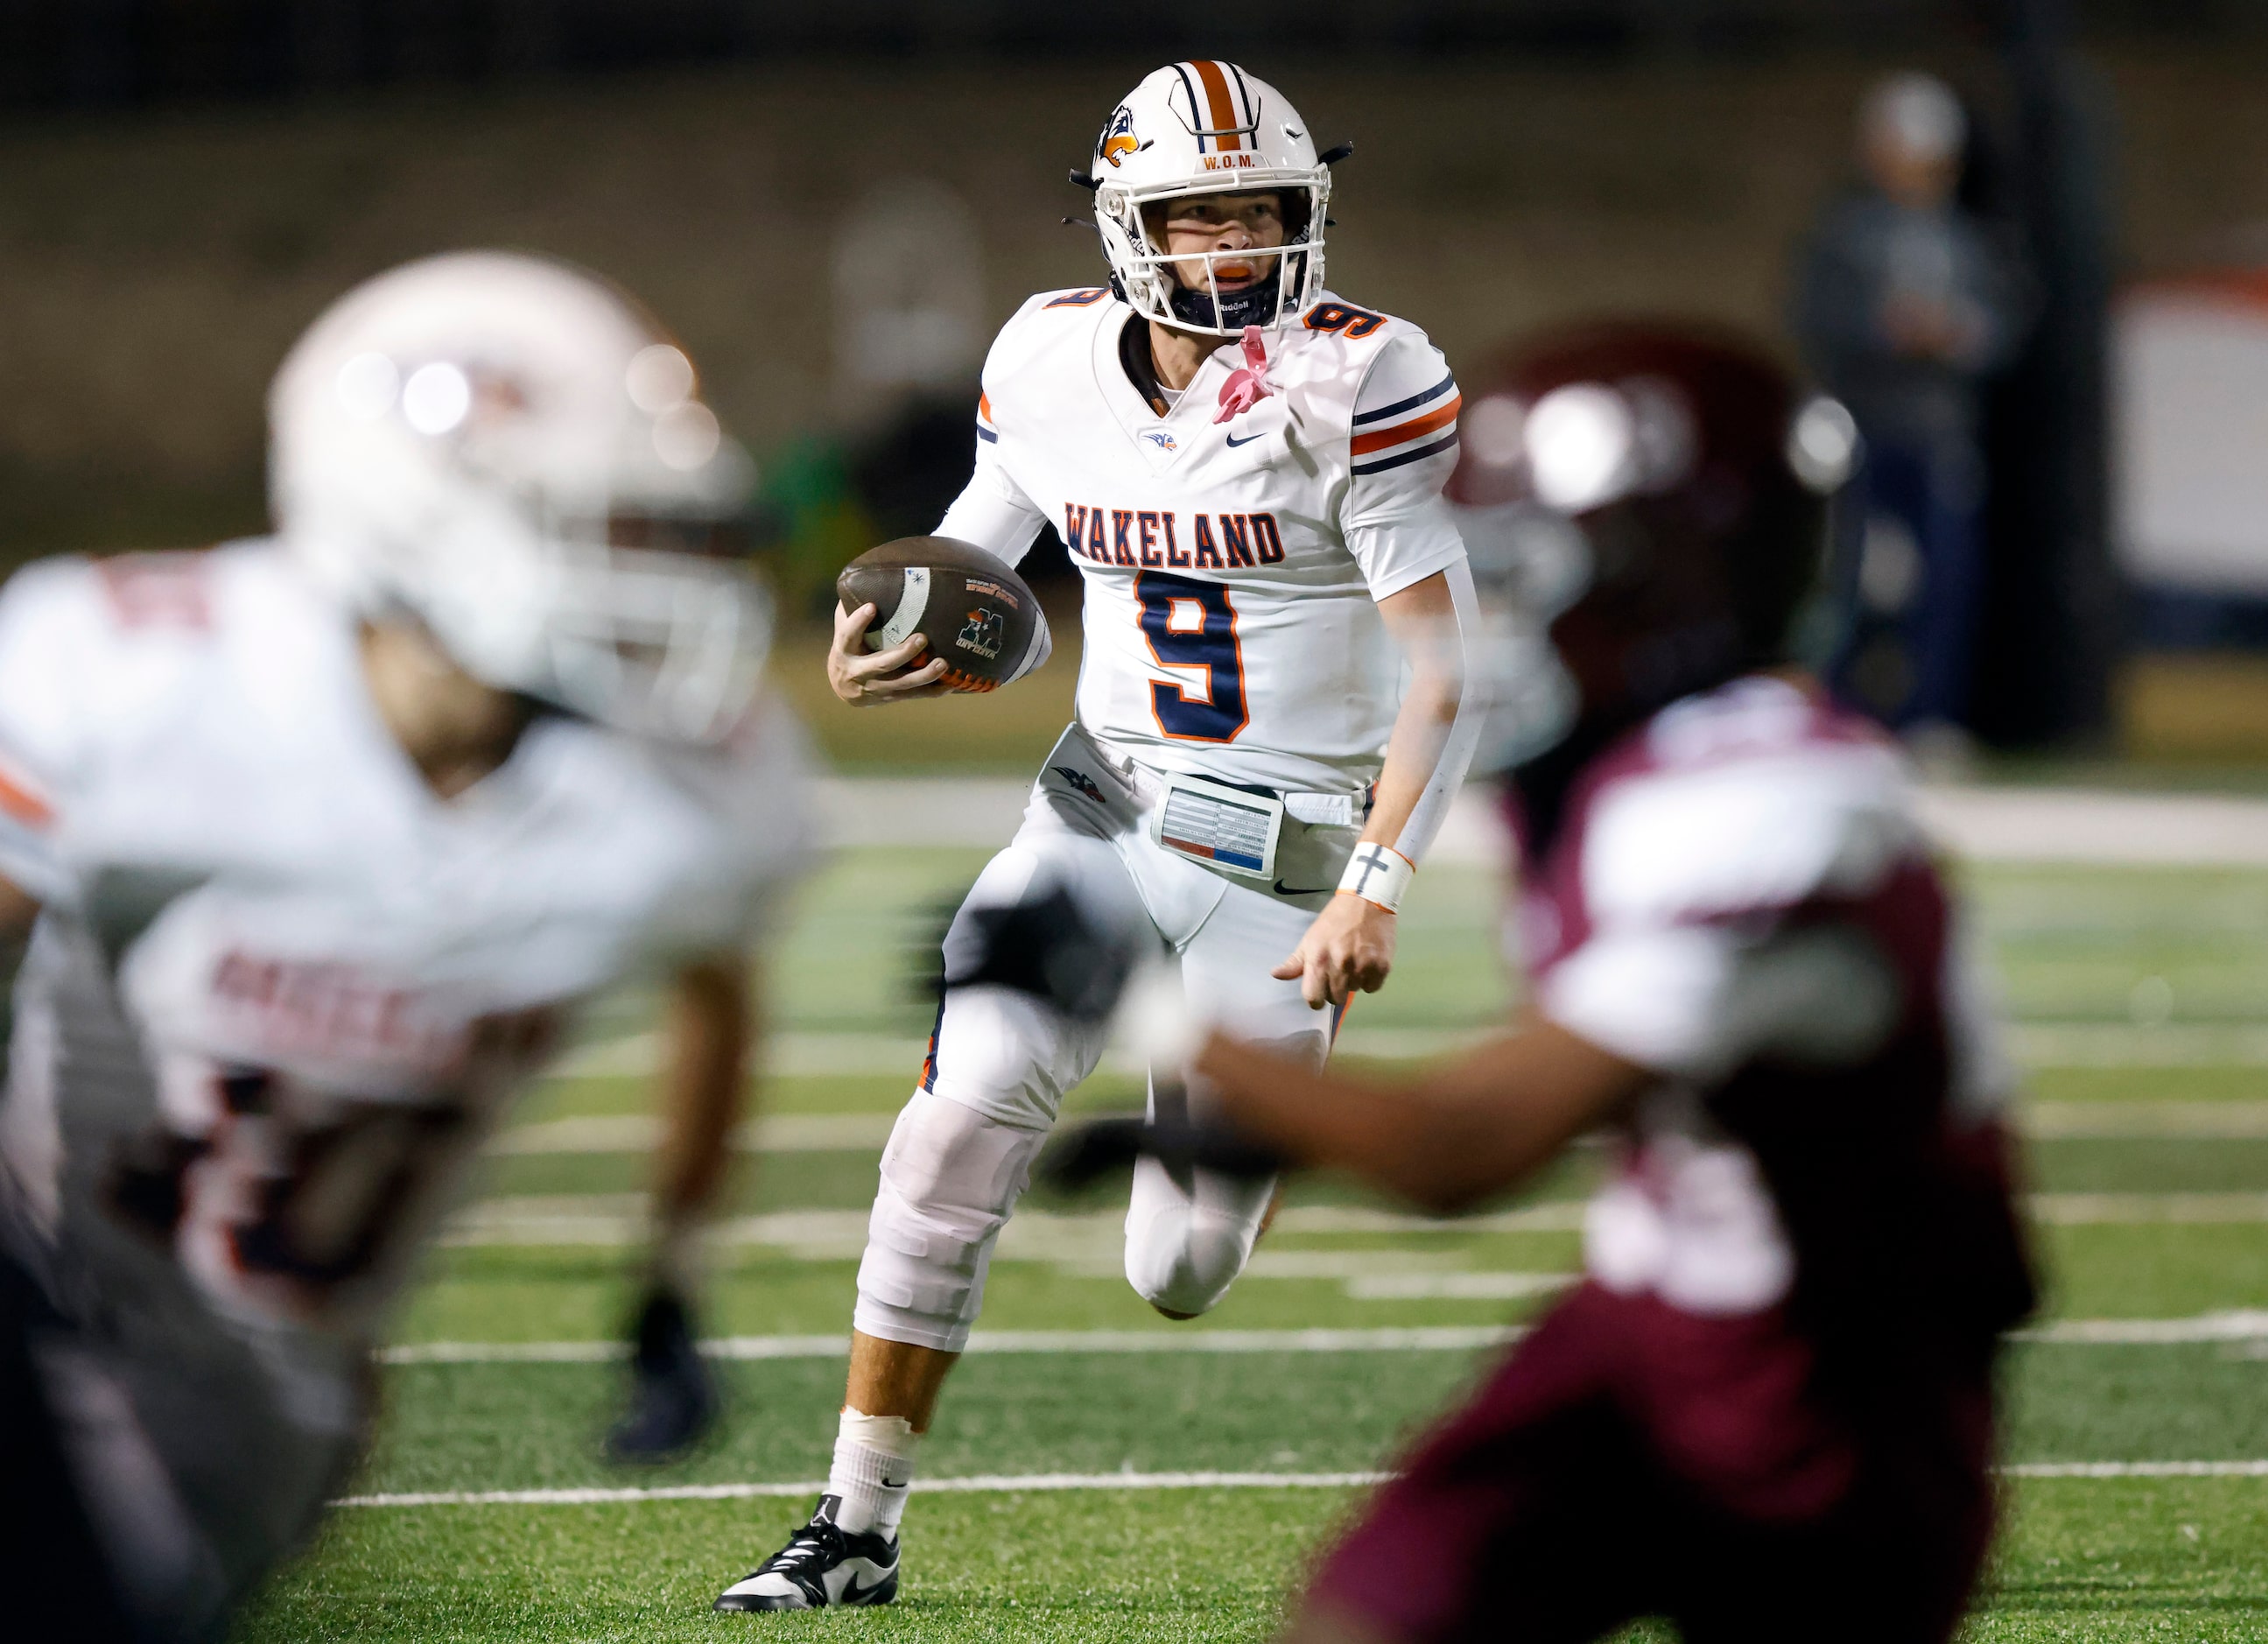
873,567,930,651
1349,393,1461,457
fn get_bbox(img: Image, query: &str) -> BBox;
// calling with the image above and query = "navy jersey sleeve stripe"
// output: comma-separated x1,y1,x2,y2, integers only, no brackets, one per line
1352,370,1457,427
1350,429,1458,475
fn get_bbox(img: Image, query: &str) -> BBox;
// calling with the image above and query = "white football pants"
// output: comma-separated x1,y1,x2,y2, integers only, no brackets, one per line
852,730,1350,1351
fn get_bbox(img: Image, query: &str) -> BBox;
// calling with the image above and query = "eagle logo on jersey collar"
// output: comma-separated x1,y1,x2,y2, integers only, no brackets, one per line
1100,105,1151,168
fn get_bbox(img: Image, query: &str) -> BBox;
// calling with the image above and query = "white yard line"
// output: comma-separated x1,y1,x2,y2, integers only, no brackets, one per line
2012,1310,2268,1344
488,1100,2268,1156
552,1033,922,1079
335,1471,1394,1508
379,1324,1524,1366
2022,1100,2268,1139
334,1458,2268,1508
1913,785,2268,868
439,1199,1589,1252
1343,1272,1576,1301
2006,1023,2268,1069
814,778,1512,865
540,1022,2268,1093
548,1027,1497,1085
434,1190,2268,1252
809,777,2268,868
2004,1460,2268,1478
2029,1192,2268,1225
379,1311,2268,1366
490,1113,898,1156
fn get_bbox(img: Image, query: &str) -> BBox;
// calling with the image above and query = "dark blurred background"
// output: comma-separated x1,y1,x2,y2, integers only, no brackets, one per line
9,2,2268,756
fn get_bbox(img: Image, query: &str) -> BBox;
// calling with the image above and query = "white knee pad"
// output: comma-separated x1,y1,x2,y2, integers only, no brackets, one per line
1123,1154,1278,1318
853,1090,1048,1352
1121,1029,1321,1318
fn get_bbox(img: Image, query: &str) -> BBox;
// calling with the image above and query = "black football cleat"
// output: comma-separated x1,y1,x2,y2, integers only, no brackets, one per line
602,1286,720,1464
713,1496,900,1611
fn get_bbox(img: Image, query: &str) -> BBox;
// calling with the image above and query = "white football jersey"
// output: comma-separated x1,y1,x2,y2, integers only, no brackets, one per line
939,288,1468,796
0,543,814,1341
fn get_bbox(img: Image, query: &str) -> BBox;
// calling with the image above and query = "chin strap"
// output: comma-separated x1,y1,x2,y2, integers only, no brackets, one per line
1214,327,1275,424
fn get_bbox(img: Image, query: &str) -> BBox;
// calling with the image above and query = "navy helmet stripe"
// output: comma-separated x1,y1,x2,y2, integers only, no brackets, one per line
1169,62,1209,152
1227,62,1256,128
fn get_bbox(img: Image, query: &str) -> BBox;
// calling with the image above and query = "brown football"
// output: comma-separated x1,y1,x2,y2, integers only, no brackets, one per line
835,536,1050,693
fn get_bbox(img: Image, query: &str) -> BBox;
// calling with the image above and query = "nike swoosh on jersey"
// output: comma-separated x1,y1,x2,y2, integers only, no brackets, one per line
1274,880,1334,896
1225,432,1265,447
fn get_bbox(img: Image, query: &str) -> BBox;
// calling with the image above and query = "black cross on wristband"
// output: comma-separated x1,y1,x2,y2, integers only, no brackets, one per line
1337,842,1415,913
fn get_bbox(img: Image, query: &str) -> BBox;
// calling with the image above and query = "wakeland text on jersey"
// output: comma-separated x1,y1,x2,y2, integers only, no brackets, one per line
1061,506,1286,569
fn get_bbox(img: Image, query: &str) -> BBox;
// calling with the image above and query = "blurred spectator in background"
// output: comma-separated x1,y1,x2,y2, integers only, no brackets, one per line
1795,72,2028,753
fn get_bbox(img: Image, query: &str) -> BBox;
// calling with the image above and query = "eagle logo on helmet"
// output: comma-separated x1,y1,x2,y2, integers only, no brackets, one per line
1099,105,1151,168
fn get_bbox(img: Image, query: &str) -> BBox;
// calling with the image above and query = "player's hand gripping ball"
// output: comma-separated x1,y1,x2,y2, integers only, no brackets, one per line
834,537,1051,695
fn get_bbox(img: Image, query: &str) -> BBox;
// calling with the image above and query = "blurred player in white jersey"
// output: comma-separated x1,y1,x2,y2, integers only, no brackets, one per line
715,60,1480,1612
0,252,812,1640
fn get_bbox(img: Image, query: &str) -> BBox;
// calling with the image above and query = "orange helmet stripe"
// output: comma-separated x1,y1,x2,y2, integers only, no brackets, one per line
1188,60,1244,151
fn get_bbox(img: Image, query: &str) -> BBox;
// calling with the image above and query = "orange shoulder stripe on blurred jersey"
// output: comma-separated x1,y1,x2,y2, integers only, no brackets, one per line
979,392,994,424
1189,60,1244,151
0,762,53,828
1348,393,1462,457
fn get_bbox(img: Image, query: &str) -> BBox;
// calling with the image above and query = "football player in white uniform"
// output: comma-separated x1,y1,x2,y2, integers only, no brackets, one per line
714,60,1481,1612
0,252,812,1640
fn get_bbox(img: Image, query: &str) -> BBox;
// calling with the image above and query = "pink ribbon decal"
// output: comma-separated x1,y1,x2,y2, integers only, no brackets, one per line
1213,326,1275,424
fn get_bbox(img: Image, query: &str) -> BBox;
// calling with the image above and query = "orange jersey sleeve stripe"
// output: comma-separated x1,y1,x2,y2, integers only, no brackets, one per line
979,392,994,424
1348,393,1462,457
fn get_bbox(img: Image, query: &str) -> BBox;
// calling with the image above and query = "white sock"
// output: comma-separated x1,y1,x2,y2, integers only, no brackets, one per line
825,1408,920,1538
649,1210,709,1299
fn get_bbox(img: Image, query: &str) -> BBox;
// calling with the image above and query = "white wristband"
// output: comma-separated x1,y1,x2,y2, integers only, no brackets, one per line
1337,842,1415,914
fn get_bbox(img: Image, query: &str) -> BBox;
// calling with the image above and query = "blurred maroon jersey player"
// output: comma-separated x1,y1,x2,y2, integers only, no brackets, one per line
1164,323,2035,1643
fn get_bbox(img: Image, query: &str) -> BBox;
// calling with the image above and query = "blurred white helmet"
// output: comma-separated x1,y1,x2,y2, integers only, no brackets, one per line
1089,61,1333,335
270,251,770,744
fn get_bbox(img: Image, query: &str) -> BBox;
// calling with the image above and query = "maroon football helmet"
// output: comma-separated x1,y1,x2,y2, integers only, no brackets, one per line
1449,320,1855,764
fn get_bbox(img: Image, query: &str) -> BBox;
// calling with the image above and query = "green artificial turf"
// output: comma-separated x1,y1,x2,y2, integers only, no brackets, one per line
230,855,2268,1640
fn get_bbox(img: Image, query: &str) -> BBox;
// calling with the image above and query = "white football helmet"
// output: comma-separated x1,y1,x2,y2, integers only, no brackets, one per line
1088,61,1333,335
270,251,769,744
